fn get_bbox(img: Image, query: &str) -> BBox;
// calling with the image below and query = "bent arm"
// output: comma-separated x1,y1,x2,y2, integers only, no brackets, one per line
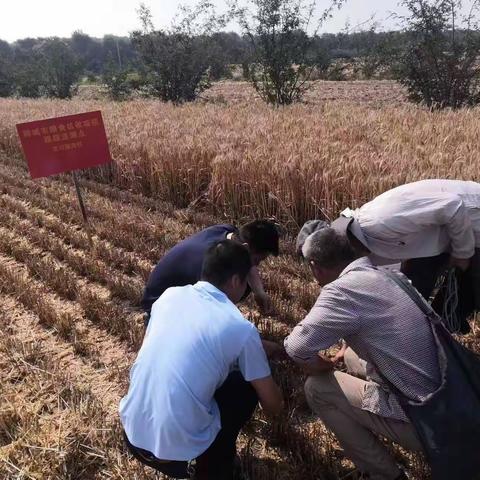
248,266,273,314
250,376,284,417
285,285,359,362
247,266,266,296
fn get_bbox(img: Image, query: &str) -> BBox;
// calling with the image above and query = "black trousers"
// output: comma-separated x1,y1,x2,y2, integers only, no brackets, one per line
400,249,480,334
124,371,258,479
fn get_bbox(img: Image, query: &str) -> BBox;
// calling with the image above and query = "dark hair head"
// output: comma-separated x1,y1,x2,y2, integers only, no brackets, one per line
302,227,360,269
201,240,252,287
239,220,280,256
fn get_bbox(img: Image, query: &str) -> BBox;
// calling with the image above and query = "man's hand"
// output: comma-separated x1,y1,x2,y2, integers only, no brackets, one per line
295,354,335,375
449,256,471,272
262,340,287,360
331,341,348,365
255,292,275,316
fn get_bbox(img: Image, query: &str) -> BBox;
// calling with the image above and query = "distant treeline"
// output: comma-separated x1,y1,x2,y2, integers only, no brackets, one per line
0,29,411,76
0,29,408,97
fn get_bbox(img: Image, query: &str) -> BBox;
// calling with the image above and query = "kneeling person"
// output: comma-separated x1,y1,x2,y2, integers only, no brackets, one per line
285,228,441,480
120,240,283,480
142,220,280,325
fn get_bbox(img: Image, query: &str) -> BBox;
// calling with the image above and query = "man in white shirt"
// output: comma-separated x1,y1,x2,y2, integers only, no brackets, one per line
119,240,283,479
298,179,480,332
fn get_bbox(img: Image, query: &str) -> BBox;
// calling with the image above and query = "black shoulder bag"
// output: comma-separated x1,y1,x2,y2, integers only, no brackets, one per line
380,270,480,480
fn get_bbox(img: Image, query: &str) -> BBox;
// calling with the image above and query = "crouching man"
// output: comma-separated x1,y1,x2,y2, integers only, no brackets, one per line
285,226,441,480
120,240,283,480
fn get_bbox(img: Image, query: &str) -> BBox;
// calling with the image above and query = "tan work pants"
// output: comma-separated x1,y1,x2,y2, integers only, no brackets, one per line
304,348,422,480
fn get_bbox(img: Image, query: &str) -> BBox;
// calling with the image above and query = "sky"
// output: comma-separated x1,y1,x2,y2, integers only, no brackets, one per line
0,0,412,43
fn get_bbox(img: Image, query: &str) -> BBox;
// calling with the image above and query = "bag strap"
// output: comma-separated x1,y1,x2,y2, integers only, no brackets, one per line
380,269,437,319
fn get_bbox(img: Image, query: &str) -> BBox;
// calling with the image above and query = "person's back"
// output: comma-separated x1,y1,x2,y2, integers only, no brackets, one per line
121,281,266,459
141,224,237,315
332,262,440,411
353,179,480,260
142,220,280,319
120,240,283,479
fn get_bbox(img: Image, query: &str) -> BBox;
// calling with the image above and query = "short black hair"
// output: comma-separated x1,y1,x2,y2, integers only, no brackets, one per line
201,240,252,287
239,220,280,256
303,228,360,269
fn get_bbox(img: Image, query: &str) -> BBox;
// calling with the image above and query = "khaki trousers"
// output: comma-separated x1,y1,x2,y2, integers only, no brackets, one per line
304,349,422,480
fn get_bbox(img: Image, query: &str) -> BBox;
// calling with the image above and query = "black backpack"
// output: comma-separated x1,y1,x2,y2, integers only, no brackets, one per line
381,270,480,480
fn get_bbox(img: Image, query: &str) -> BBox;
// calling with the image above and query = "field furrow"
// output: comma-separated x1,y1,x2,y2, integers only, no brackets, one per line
0,254,137,375
0,209,144,305
3,132,471,479
0,193,153,279
0,297,149,480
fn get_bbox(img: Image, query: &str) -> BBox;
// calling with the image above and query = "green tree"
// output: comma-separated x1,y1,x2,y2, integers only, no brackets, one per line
132,2,227,103
397,0,480,109
10,38,44,98
0,40,15,97
232,0,345,105
38,38,83,99
102,55,133,100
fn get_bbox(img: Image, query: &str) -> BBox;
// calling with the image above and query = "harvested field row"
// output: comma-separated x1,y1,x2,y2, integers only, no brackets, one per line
0,254,135,373
0,296,149,480
0,158,341,480
0,209,144,305
0,192,153,279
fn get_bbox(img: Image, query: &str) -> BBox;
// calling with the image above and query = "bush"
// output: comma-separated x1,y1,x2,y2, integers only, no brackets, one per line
132,2,227,103
234,0,344,106
102,59,133,100
397,0,480,109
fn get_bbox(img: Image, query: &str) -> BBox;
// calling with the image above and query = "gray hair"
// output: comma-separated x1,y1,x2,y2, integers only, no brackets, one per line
302,228,360,269
295,220,329,256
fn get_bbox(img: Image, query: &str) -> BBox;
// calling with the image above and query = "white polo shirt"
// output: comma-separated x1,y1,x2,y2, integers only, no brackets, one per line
119,281,271,461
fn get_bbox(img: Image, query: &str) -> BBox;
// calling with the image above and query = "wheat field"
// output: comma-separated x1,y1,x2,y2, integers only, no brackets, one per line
0,81,478,480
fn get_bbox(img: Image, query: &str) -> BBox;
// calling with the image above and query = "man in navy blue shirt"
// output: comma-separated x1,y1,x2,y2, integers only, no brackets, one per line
142,220,280,324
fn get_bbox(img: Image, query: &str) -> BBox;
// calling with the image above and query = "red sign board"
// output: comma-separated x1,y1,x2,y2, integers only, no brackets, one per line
16,111,112,179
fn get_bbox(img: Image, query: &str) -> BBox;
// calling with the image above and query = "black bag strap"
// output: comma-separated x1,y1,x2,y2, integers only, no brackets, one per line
380,269,438,320
368,268,444,402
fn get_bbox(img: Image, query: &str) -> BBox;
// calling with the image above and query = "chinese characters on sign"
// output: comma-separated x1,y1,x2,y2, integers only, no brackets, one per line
16,111,112,179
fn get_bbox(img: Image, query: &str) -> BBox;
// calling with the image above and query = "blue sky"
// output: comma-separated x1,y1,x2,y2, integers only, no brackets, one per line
0,1,412,42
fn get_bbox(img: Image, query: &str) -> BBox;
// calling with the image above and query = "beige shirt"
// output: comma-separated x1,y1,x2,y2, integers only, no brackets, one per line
346,179,480,261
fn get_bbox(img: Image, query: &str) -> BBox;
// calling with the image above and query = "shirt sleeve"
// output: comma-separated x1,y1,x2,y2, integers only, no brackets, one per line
237,328,271,382
284,284,360,361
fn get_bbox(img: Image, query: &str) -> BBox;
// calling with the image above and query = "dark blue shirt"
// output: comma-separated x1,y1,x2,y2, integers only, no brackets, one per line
142,224,237,315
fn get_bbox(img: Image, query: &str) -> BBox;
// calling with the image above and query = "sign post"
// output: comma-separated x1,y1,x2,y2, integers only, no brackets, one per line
72,171,89,224
16,111,112,234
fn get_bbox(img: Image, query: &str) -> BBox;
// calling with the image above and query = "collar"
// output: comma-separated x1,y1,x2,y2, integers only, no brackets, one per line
339,256,373,277
194,281,230,302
